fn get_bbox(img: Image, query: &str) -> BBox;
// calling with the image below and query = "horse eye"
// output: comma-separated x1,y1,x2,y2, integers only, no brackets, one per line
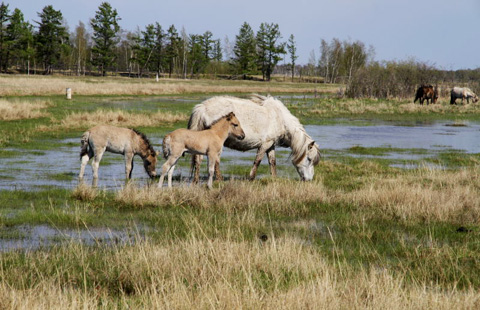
233,124,238,127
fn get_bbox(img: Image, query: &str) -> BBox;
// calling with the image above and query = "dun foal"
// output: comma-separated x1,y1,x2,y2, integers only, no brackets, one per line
158,112,245,189
79,125,158,185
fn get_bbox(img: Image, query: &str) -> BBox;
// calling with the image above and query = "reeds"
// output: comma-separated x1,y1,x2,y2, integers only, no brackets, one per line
0,99,50,120
116,165,480,224
0,229,477,309
58,109,188,129
0,75,334,96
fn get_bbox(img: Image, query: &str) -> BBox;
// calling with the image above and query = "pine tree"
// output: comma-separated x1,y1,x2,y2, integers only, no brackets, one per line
165,25,179,78
256,22,285,81
0,2,10,72
7,8,34,73
151,22,165,76
90,2,120,76
233,22,256,80
287,34,298,82
132,24,155,77
35,5,68,74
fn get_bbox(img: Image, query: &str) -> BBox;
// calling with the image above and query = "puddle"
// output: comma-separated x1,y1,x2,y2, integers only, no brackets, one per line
1,120,479,190
0,225,143,252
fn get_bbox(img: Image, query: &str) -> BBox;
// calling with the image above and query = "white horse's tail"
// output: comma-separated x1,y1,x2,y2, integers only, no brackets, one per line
162,135,171,159
187,104,207,131
80,131,90,159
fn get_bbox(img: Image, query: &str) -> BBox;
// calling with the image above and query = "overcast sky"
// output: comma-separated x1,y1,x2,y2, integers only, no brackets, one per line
6,0,480,70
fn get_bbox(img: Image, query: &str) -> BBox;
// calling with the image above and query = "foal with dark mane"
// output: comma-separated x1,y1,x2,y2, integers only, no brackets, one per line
158,112,245,189
79,125,158,185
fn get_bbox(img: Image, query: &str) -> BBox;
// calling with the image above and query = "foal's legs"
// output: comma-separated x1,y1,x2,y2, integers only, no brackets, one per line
124,152,134,179
79,148,94,179
92,147,105,179
206,154,217,189
158,155,180,188
167,165,176,187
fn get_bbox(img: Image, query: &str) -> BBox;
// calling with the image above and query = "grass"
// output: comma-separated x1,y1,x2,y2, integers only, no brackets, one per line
0,163,480,307
0,99,51,121
2,75,480,308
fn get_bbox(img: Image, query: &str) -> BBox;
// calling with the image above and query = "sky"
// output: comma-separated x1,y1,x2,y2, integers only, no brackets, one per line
6,0,480,70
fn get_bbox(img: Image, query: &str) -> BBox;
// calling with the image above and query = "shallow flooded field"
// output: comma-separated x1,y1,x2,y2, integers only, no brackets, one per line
1,119,479,190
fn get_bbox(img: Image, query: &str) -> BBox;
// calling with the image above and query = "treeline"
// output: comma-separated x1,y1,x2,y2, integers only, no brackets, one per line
1,1,479,95
0,1,289,80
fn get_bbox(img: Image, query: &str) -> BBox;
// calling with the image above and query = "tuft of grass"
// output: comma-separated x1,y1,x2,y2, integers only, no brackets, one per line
0,99,51,121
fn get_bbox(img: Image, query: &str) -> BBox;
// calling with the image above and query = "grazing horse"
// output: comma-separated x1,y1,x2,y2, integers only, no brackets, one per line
189,95,321,182
414,85,438,105
450,87,478,105
79,125,158,184
158,112,245,189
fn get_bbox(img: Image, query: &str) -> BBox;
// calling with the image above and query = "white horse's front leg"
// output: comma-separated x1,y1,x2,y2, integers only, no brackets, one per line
266,147,277,177
249,142,274,180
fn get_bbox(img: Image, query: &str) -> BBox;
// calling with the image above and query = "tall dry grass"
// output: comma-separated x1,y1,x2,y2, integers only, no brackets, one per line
57,109,188,129
0,99,50,120
116,166,480,224
0,75,333,97
0,233,477,309
307,98,480,117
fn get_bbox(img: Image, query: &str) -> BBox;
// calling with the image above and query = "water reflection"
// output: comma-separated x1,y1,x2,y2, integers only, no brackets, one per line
1,120,479,190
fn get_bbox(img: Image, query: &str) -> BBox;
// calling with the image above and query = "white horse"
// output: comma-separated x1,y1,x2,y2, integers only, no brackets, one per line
450,87,478,105
189,95,321,182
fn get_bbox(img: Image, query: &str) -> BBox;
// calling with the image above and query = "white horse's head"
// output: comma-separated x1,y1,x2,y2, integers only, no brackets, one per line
291,139,321,181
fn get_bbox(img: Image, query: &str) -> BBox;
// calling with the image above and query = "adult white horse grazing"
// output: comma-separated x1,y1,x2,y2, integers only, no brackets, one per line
79,125,159,184
189,95,321,182
450,87,479,105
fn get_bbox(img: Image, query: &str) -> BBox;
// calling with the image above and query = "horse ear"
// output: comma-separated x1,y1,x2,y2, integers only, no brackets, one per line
226,112,235,121
308,141,315,150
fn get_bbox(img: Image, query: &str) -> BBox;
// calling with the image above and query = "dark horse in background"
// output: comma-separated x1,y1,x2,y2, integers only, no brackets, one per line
414,84,438,105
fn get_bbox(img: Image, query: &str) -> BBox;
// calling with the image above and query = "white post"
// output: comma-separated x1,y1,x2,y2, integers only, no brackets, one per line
66,88,72,100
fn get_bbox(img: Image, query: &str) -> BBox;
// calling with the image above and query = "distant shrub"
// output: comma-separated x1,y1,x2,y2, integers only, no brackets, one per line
346,60,439,99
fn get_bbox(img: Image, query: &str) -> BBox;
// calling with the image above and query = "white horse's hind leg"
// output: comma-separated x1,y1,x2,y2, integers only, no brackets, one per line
192,155,203,184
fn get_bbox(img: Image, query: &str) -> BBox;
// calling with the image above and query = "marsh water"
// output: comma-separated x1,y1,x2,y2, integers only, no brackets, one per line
1,119,480,191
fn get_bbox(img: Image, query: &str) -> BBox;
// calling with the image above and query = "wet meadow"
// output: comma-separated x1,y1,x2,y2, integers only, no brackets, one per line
1,75,480,308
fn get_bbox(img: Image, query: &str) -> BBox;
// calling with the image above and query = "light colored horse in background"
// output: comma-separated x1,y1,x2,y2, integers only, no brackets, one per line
79,125,158,185
450,87,479,105
189,95,321,182
159,112,245,189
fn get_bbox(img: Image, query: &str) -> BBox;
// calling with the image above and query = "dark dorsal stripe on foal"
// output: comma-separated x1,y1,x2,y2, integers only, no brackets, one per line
132,129,155,155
